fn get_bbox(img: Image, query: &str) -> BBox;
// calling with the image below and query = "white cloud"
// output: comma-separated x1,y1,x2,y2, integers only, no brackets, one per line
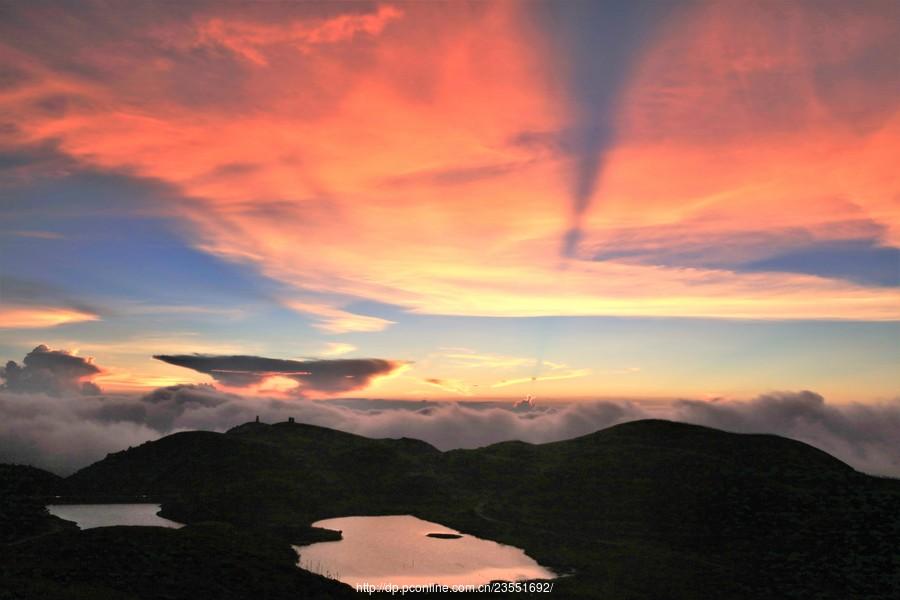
320,342,357,357
1,384,898,479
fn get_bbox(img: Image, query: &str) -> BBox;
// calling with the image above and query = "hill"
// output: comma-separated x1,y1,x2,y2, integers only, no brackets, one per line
0,523,355,600
5,419,900,598
0,464,68,497
0,464,75,544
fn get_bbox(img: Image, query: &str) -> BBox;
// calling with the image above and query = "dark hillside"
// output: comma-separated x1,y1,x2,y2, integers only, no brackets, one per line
23,419,900,598
0,464,76,543
0,464,68,497
442,419,899,598
0,523,355,600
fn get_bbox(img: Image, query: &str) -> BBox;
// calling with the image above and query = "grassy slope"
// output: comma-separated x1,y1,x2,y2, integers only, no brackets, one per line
0,464,76,544
0,461,355,599
8,419,900,598
0,523,355,600
439,420,900,598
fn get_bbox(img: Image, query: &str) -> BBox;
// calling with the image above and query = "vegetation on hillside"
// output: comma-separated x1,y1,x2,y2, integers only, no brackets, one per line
3,419,899,598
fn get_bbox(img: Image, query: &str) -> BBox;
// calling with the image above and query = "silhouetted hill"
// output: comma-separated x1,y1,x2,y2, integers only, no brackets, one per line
0,464,68,497
0,523,355,600
442,420,899,598
582,419,856,478
68,422,448,526
67,430,294,499
6,419,900,598
0,464,76,543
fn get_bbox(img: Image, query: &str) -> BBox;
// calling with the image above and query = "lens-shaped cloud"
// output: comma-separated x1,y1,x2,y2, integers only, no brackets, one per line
153,353,405,397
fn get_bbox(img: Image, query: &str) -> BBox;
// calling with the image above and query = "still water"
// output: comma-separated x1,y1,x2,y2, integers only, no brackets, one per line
46,504,184,530
295,515,555,587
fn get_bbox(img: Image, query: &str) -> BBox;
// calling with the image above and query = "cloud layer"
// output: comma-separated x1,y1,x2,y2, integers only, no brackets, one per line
0,374,897,478
672,391,900,480
0,384,643,474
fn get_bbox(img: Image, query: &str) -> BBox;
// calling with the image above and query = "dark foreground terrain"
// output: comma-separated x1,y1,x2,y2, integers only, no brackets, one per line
2,419,899,599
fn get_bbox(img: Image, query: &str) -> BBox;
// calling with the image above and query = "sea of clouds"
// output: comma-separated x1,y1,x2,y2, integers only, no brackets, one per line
1,346,898,477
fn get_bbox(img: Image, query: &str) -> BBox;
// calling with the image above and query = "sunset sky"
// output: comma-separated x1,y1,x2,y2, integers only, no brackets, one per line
1,0,898,405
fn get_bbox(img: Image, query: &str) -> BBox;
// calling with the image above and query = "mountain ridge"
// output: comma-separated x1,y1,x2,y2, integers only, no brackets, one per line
4,418,899,599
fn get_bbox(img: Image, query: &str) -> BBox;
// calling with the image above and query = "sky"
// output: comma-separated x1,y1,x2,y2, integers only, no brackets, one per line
0,1,899,473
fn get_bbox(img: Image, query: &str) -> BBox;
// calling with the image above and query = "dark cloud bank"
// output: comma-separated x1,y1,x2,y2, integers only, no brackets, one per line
0,347,898,477
1,344,101,396
153,353,402,395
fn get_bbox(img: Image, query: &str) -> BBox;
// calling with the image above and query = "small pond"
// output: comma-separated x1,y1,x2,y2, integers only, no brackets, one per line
294,514,555,587
46,504,184,530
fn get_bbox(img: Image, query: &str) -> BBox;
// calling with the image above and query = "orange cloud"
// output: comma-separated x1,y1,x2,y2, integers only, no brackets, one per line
193,4,404,65
580,0,900,251
491,369,591,389
0,307,100,329
423,377,472,396
284,301,395,333
439,352,535,370
2,1,898,323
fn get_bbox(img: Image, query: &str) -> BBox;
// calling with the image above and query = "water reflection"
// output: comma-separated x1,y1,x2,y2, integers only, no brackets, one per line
46,504,184,530
295,515,555,587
